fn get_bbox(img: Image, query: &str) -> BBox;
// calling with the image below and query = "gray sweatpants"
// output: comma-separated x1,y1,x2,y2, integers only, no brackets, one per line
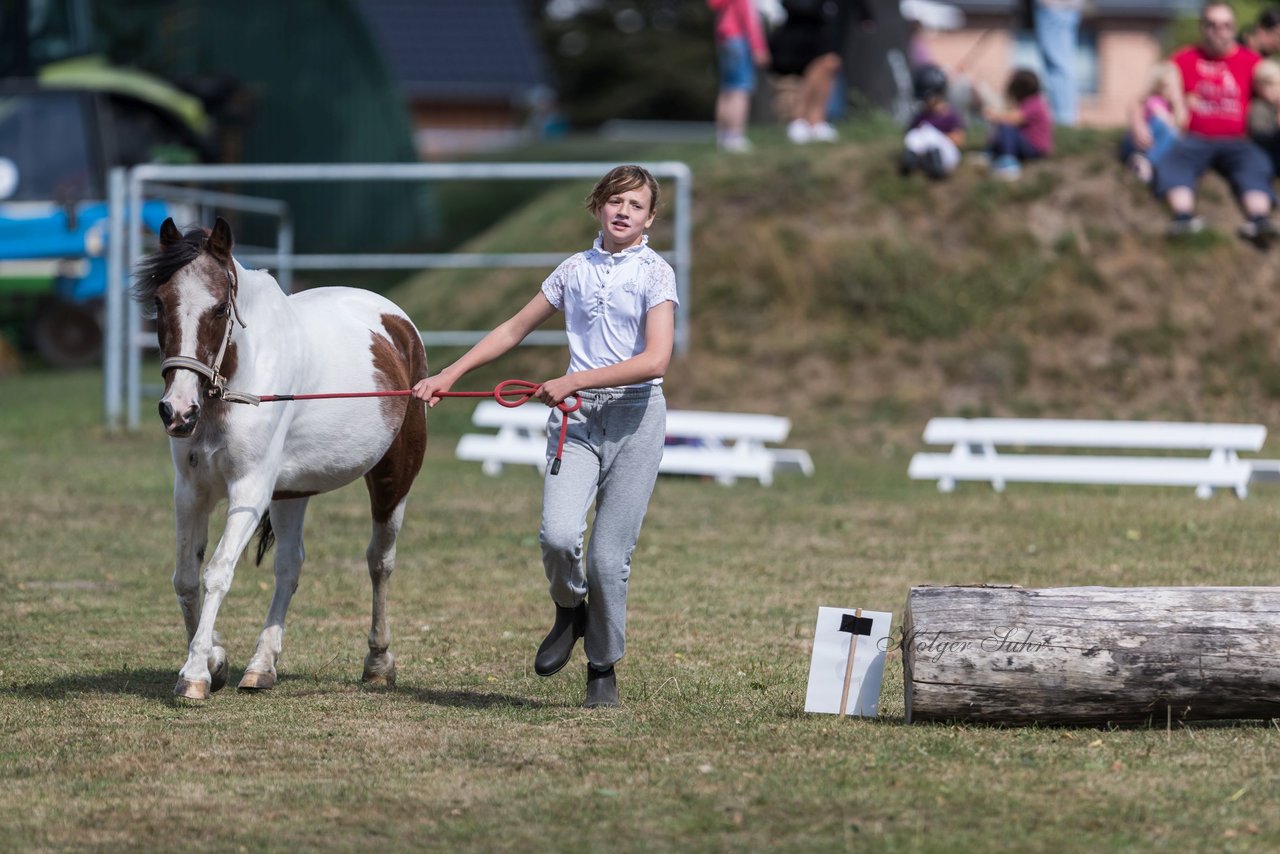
539,384,665,669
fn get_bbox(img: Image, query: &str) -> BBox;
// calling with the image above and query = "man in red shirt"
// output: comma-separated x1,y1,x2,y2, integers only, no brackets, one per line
1155,2,1277,244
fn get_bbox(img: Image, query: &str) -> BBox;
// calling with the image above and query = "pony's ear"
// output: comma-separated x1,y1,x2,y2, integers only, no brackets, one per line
208,216,235,263
159,218,181,247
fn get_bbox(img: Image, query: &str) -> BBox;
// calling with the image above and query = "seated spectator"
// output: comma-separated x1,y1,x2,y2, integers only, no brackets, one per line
900,64,966,180
1248,59,1280,176
979,69,1053,181
1154,2,1276,245
1239,6,1280,57
1121,62,1188,185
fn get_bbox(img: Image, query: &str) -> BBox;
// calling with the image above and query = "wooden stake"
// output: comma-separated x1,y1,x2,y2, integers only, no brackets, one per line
839,608,863,719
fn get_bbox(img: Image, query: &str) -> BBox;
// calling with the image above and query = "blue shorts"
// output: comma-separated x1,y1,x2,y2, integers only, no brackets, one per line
1153,134,1275,201
718,37,755,93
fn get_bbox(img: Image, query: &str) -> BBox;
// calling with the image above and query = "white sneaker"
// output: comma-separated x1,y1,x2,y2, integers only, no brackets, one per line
991,154,1021,181
787,119,812,144
809,121,839,142
1127,154,1153,185
719,135,752,153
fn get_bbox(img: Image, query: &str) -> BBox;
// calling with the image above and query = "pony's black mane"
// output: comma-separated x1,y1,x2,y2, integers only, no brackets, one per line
131,226,210,317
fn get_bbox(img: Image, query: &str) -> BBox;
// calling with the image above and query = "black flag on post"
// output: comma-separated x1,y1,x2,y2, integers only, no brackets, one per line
840,613,874,637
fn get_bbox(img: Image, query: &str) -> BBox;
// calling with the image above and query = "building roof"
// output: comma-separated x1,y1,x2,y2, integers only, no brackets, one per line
944,0,1199,17
354,0,551,103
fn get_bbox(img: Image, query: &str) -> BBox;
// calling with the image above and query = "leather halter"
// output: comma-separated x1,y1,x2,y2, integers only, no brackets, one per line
158,265,261,406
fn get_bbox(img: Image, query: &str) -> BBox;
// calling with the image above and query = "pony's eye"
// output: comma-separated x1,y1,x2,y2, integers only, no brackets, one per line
213,302,229,318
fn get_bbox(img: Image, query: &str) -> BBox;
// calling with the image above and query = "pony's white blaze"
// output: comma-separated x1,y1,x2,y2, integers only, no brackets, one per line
159,267,220,435
133,217,427,700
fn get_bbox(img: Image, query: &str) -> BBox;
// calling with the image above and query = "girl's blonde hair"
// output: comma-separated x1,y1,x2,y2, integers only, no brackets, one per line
1149,61,1180,95
586,165,660,215
1256,59,1280,87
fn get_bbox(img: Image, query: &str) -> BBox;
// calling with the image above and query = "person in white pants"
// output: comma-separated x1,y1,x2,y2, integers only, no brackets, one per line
411,165,677,708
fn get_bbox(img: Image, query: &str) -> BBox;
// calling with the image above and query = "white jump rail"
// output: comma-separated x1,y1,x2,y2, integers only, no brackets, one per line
456,401,814,486
907,417,1274,499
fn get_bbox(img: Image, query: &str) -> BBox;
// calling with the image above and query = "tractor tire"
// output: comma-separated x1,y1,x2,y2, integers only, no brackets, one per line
32,298,103,368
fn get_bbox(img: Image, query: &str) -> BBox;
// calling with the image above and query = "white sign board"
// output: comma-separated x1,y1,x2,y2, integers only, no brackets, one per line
804,606,892,717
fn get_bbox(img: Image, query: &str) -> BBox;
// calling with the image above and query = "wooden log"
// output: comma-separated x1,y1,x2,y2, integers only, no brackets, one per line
902,585,1280,726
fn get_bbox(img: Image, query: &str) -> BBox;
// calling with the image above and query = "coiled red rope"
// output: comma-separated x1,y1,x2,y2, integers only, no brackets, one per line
256,379,581,474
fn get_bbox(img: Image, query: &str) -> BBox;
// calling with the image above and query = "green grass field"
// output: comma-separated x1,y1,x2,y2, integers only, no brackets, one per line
2,367,1278,852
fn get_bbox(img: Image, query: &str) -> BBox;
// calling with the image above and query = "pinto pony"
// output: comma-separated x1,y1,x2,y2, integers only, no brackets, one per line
133,217,426,699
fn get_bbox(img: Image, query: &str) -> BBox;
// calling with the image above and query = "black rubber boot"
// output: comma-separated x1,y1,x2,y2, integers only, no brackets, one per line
534,602,586,676
584,664,619,708
922,147,947,180
898,149,919,177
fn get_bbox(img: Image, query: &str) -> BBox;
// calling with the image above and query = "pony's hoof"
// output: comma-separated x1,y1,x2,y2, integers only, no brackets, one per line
237,670,276,691
362,651,396,688
174,678,210,700
209,648,229,693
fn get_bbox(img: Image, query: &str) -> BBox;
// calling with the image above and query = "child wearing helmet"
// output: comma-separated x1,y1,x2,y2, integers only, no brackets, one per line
900,64,966,180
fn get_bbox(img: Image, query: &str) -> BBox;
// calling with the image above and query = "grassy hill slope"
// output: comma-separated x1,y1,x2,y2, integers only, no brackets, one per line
389,127,1280,446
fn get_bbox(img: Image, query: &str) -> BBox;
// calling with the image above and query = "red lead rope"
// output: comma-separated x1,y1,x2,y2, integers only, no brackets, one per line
257,379,582,475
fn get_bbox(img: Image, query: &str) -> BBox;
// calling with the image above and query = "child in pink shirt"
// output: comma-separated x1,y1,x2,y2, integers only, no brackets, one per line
981,69,1054,180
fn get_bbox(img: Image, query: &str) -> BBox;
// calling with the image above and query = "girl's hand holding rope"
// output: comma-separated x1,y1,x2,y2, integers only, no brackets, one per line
406,377,581,475
535,375,579,407
410,373,457,408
